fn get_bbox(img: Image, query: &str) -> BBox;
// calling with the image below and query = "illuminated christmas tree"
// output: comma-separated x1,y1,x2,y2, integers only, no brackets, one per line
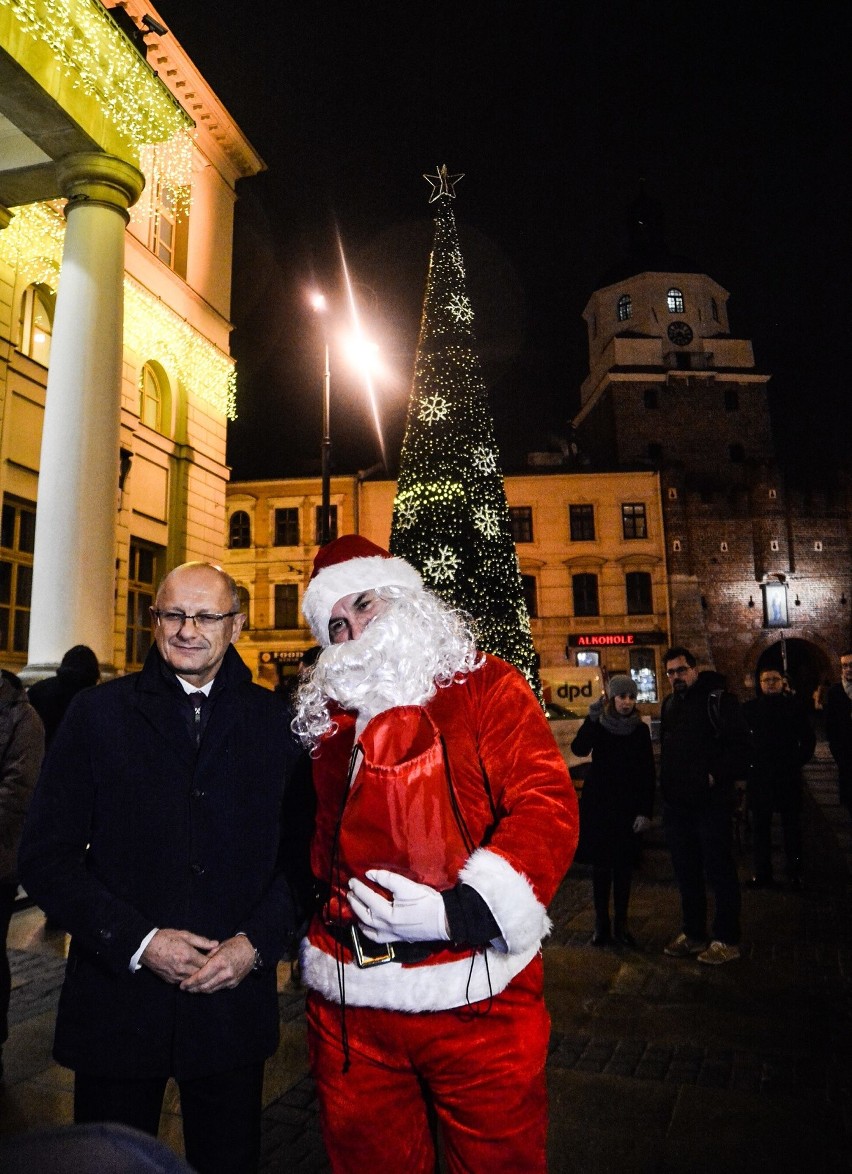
390,165,541,697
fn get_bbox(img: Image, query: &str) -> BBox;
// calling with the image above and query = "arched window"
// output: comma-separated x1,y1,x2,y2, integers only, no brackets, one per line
139,363,163,431
617,294,632,322
666,288,684,313
229,510,251,548
236,585,250,629
19,284,55,365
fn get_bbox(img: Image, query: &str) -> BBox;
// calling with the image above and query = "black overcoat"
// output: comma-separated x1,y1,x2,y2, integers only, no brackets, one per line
571,717,655,861
19,644,307,1080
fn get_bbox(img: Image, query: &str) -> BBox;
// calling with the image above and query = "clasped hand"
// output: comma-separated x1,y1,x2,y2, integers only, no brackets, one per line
347,869,450,944
141,928,256,992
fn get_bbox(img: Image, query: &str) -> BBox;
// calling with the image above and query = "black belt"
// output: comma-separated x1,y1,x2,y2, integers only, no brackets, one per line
324,921,446,968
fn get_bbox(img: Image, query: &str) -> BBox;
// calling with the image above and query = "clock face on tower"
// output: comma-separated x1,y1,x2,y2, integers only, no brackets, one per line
667,321,694,346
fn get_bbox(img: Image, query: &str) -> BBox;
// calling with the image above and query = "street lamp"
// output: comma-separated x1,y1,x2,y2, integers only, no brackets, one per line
309,290,381,546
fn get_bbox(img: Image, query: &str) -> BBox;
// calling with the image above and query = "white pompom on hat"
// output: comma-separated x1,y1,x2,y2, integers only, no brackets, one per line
302,534,423,645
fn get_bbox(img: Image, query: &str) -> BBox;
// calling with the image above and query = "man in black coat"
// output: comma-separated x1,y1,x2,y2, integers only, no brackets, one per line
659,646,750,967
825,650,852,818
26,644,100,748
19,563,307,1174
743,667,815,888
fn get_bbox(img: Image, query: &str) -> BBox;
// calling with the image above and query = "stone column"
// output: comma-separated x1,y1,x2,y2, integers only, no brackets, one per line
24,153,144,681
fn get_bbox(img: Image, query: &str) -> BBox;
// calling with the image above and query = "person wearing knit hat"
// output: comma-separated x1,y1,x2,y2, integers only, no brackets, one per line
292,535,578,1174
571,673,654,949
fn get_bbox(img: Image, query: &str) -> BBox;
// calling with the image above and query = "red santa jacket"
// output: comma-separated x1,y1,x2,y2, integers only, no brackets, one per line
301,654,578,1012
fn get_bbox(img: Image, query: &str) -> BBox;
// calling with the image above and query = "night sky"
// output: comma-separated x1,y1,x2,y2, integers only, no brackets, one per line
152,1,848,483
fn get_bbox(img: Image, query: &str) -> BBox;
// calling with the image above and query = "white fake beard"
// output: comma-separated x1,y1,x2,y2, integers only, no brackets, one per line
312,600,443,723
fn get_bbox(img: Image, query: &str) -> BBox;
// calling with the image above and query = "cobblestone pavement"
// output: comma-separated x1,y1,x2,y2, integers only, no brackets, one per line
4,748,851,1173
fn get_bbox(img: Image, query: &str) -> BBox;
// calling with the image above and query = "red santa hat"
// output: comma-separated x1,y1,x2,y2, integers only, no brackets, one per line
302,534,423,645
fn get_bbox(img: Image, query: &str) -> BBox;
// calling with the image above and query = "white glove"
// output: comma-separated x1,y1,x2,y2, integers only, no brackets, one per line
347,869,450,944
632,815,651,834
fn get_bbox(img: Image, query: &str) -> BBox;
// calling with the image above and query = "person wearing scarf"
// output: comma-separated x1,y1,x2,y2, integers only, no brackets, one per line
571,674,655,947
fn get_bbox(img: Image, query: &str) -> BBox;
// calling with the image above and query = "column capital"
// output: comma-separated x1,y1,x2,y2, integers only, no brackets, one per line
56,152,145,222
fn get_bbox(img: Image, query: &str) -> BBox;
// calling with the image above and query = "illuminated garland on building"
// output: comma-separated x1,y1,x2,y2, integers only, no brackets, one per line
1,0,194,212
0,202,236,418
389,174,541,698
124,279,237,419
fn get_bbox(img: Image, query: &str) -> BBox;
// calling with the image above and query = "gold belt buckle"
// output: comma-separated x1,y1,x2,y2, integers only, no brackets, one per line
350,925,396,968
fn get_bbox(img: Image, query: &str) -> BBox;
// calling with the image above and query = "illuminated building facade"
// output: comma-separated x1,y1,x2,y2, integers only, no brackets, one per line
0,0,262,677
223,472,671,706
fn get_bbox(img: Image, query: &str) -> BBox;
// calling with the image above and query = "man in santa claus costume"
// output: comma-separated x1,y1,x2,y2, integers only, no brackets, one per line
292,534,578,1174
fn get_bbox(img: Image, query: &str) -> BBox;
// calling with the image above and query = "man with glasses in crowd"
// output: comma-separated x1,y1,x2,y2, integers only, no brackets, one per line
19,562,308,1174
659,646,750,966
826,650,852,820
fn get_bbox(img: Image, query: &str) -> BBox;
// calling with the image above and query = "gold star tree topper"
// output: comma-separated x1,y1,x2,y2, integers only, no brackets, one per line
423,163,464,203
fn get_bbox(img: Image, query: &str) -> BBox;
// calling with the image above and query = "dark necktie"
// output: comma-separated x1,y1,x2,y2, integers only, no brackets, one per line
189,691,207,746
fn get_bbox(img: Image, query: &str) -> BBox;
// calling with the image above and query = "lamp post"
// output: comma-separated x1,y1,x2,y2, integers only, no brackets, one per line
310,287,382,546
311,294,334,546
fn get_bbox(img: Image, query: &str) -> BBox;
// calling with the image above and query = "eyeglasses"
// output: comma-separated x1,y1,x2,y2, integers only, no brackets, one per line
151,609,239,631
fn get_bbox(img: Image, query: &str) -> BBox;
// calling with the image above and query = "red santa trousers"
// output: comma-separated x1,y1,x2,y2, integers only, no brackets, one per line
306,958,550,1174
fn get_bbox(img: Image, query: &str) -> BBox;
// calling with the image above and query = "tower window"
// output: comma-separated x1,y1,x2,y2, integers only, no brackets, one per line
667,288,685,313
617,294,632,322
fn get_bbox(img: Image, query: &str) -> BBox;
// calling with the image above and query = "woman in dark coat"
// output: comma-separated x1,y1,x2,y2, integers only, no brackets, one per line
571,674,655,947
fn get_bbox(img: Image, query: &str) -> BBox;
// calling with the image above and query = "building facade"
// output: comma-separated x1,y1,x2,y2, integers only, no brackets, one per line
572,209,852,701
223,472,671,706
0,0,262,677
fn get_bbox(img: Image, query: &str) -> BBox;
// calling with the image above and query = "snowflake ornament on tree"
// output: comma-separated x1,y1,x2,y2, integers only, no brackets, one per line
418,394,450,424
423,545,460,584
447,293,474,324
473,504,501,540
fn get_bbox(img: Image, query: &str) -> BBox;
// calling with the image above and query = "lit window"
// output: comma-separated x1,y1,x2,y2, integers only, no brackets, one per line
139,363,163,431
626,571,653,615
126,540,159,669
274,583,299,629
229,511,251,548
622,503,647,540
0,498,36,656
667,288,684,313
19,284,54,365
572,573,599,617
629,649,658,702
148,180,189,276
617,294,632,322
274,508,299,546
509,507,533,543
569,504,595,542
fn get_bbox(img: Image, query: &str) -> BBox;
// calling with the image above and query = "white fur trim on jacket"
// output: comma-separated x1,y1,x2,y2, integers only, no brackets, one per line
300,938,540,1012
302,555,423,645
459,847,552,954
